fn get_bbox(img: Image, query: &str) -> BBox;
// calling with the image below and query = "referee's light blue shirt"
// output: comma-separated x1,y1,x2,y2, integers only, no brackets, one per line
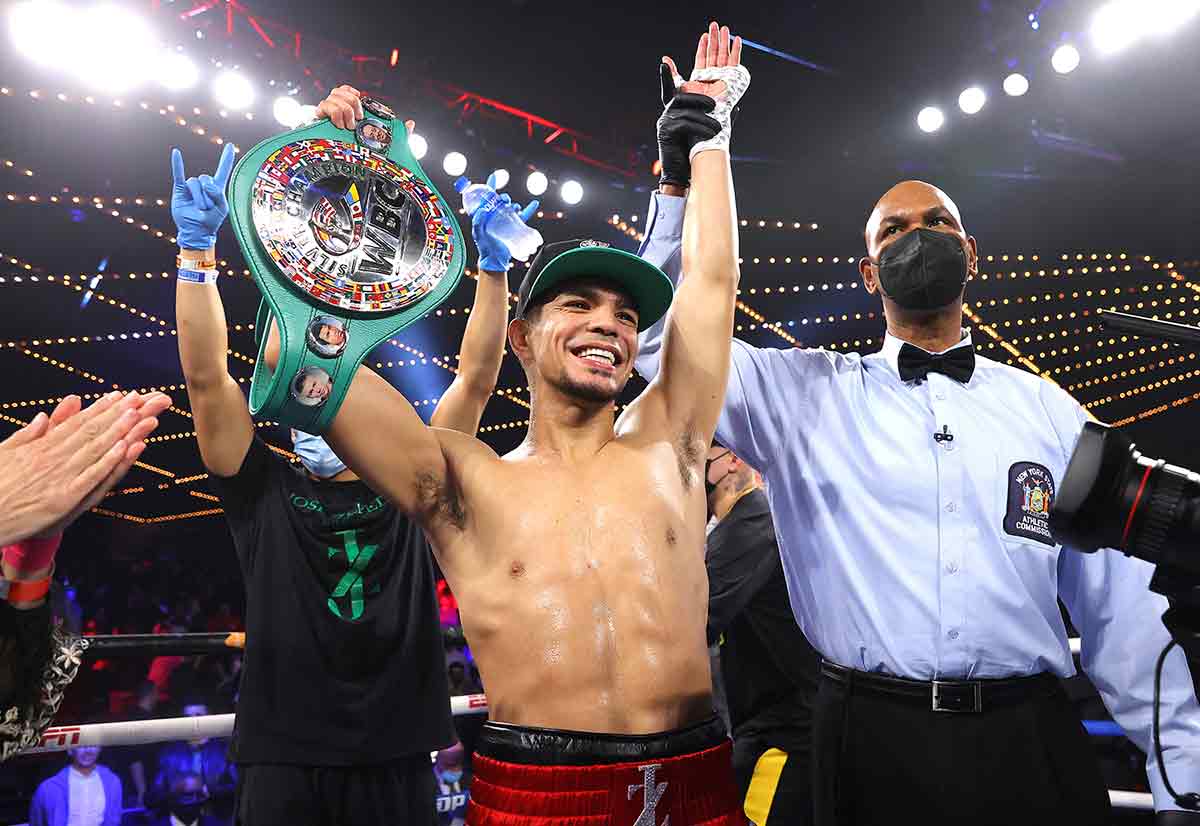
634,191,1200,811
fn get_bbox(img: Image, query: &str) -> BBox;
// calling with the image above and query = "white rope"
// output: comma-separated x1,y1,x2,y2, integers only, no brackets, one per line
15,689,1160,812
24,693,489,754
1109,790,1153,810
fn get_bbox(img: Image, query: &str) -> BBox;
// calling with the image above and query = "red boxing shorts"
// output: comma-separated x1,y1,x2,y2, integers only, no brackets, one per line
467,715,743,826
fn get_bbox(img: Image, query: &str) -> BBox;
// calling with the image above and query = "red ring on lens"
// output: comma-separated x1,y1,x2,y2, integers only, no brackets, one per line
1121,464,1155,547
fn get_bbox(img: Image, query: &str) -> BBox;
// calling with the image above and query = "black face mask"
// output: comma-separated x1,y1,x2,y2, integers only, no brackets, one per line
875,228,969,311
170,795,207,824
704,450,729,498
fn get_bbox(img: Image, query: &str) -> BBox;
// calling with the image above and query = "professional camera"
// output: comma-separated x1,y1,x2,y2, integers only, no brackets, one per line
1050,420,1199,571
1048,310,1200,811
1050,420,1199,666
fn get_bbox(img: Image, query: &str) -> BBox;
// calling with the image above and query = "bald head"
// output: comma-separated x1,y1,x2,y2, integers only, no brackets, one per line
864,180,966,257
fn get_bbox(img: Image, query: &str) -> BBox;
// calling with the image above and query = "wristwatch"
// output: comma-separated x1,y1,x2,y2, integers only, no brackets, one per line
228,96,465,432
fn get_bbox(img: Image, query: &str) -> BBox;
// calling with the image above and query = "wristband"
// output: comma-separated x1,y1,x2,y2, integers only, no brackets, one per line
0,575,51,604
2,534,61,575
176,253,217,270
178,268,219,284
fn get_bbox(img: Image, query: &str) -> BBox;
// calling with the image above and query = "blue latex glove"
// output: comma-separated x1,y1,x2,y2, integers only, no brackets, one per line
170,143,236,250
471,172,538,273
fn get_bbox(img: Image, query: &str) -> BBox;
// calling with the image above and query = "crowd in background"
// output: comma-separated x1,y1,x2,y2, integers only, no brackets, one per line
0,546,480,826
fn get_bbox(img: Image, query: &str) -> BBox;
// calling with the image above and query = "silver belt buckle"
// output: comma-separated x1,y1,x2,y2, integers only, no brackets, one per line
931,680,982,713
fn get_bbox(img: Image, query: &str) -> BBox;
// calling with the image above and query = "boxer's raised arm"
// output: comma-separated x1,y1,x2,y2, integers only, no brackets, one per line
652,147,740,443
261,325,453,523
633,24,746,446
171,145,256,479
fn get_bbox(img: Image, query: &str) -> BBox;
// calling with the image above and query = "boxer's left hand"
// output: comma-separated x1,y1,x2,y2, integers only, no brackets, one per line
170,143,235,251
661,22,750,159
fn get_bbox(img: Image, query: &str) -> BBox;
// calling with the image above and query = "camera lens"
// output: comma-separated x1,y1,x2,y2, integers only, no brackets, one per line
1049,421,1200,574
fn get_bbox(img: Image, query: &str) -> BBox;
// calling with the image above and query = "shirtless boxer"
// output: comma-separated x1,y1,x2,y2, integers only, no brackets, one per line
270,22,750,826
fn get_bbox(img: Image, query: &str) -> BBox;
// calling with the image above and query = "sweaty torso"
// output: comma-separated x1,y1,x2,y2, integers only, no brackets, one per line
430,431,713,734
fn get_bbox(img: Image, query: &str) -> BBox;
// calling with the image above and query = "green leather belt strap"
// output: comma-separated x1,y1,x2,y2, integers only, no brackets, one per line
228,97,464,433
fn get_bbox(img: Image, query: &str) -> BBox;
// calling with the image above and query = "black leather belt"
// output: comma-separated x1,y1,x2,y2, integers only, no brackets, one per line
820,660,1060,713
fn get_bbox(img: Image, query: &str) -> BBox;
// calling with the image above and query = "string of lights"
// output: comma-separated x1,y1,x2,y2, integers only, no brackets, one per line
103,486,145,499
1109,388,1200,428
1065,351,1196,394
962,305,1055,383
1085,366,1200,411
479,417,531,434
0,159,36,178
3,194,179,245
1054,342,1180,376
1,85,239,150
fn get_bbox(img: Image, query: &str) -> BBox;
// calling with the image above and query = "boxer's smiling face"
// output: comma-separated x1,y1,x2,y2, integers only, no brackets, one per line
511,277,639,404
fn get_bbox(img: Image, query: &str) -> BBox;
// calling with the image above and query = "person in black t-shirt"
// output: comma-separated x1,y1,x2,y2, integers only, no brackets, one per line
171,91,523,823
704,443,821,826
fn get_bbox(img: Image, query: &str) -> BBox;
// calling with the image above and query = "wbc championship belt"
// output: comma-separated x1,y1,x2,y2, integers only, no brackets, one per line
228,97,464,432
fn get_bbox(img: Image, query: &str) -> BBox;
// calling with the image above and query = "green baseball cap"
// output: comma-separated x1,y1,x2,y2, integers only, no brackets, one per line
516,238,674,332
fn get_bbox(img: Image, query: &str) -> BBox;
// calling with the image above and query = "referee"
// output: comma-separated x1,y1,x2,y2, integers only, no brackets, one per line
705,443,819,826
636,179,1200,825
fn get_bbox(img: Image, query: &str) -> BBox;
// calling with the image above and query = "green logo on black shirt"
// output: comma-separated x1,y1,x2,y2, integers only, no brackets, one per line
327,528,378,621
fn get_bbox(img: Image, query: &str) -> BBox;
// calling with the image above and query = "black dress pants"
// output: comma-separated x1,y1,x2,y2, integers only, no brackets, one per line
733,734,814,826
811,671,1112,826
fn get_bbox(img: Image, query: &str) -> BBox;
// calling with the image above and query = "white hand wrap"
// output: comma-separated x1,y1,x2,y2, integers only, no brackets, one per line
687,64,751,159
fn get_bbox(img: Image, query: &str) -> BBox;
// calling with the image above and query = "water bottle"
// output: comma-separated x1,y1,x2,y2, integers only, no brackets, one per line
454,177,543,262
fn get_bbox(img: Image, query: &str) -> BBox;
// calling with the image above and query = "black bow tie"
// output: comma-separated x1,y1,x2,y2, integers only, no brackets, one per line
897,342,975,384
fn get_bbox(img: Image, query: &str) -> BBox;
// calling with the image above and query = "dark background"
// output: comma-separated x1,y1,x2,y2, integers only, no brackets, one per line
1,0,1198,820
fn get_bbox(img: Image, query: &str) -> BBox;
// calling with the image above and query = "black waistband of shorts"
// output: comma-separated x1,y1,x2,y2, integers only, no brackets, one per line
476,715,727,765
820,659,1061,713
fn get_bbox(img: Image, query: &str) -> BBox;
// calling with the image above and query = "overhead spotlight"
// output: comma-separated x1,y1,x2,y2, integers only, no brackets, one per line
272,95,303,128
916,106,945,134
1003,72,1029,97
77,5,158,91
10,1,73,65
1092,0,1200,54
526,170,548,196
561,180,583,205
1051,44,1081,74
296,104,318,124
159,51,198,91
1145,0,1200,35
442,151,467,177
957,86,986,115
213,71,254,109
1092,1,1142,54
408,132,427,160
490,168,510,190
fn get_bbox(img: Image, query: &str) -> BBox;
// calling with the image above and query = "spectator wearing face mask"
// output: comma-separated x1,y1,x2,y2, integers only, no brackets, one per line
149,772,221,826
433,742,469,826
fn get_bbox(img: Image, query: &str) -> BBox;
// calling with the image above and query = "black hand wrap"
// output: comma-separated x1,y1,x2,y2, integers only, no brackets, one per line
656,65,721,188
